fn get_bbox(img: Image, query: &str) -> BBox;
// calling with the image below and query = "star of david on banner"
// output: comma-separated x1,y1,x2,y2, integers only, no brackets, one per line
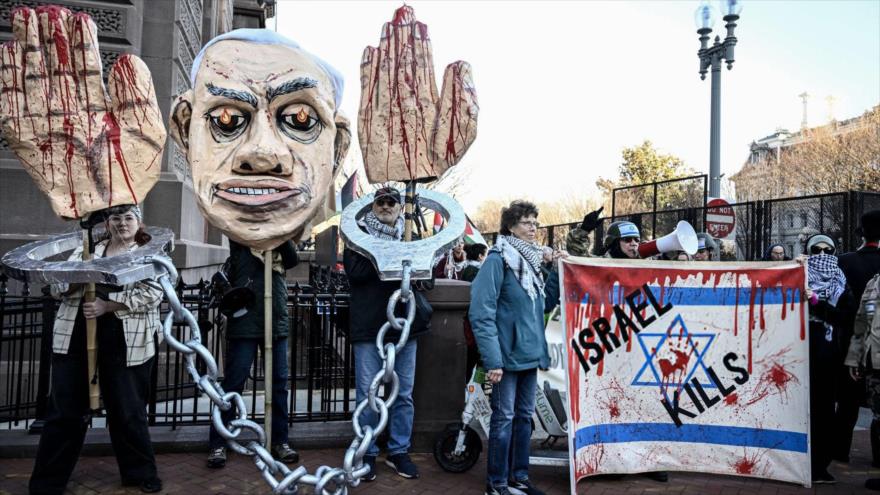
632,314,717,403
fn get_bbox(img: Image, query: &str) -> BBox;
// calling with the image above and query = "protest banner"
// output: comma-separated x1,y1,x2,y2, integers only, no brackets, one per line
559,257,810,489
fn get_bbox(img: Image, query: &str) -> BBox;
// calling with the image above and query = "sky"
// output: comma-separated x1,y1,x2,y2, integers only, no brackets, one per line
274,0,880,213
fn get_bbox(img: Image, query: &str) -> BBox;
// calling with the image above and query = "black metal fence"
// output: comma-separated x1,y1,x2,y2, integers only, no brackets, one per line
0,272,355,430
487,190,880,260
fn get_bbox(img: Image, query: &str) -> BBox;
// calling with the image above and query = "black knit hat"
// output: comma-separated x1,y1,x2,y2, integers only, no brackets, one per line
858,209,880,240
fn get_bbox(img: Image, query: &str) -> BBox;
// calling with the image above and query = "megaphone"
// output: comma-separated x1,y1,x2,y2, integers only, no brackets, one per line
637,220,699,258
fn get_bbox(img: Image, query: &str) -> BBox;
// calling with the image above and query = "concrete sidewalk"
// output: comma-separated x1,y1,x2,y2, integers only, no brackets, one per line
2,427,878,494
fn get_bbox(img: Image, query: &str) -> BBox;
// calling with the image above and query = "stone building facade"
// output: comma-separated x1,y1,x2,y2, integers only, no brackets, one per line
0,0,268,281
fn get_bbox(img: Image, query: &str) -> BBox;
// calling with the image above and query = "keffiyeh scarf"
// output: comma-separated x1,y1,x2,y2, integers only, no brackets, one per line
492,235,545,301
808,254,846,307
360,211,404,241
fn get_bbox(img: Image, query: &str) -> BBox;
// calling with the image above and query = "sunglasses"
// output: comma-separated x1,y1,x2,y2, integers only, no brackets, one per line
374,198,398,207
810,245,835,255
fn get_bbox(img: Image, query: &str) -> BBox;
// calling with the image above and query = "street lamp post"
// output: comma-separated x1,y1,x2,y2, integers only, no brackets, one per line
695,0,742,199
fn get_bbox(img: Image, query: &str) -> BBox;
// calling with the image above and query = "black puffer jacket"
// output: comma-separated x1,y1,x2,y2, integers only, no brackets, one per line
343,246,433,344
225,240,297,340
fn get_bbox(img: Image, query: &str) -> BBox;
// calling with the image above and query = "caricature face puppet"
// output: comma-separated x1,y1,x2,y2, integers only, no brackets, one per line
170,30,350,250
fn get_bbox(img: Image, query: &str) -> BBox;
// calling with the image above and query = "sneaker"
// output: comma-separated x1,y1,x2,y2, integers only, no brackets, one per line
122,476,163,493
206,447,226,469
385,453,419,479
509,478,546,495
361,455,377,482
645,471,669,482
485,484,514,495
812,470,837,484
272,443,300,463
138,477,163,494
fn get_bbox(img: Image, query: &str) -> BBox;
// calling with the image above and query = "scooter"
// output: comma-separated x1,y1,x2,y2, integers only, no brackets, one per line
433,365,570,472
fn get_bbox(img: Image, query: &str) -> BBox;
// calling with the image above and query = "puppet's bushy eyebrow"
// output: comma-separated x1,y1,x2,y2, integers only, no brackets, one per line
267,77,319,103
205,83,258,108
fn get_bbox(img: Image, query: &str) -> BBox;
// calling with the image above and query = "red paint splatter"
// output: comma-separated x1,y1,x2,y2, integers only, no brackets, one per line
733,274,740,336
579,444,606,477
734,456,756,474
746,350,799,406
608,402,620,418
724,392,738,406
102,111,138,204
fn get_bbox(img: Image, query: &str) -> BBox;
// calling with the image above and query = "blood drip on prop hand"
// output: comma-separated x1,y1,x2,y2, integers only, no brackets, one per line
0,7,165,220
358,5,478,183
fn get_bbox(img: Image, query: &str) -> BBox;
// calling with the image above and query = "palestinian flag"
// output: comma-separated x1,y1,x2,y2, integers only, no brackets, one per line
433,211,444,234
464,218,487,246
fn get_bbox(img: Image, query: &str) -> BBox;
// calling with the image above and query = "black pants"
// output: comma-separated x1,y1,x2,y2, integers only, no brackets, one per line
832,361,865,460
809,320,836,475
29,309,157,495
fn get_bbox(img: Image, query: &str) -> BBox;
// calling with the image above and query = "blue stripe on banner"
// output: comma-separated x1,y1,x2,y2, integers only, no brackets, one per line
583,286,802,307
575,423,808,453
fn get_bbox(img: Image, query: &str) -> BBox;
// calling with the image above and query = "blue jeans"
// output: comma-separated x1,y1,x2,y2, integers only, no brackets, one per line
354,340,417,457
209,338,290,448
487,368,537,487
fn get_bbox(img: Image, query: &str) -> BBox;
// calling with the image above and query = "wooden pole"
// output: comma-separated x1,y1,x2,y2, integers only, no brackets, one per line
264,249,273,453
82,230,100,411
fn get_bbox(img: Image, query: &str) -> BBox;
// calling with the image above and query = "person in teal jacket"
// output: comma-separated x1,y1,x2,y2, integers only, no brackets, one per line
469,200,549,495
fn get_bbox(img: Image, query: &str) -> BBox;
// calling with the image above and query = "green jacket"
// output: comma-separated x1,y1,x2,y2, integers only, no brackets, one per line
225,240,298,340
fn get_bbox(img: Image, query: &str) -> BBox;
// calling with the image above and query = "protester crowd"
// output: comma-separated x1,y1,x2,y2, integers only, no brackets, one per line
441,201,880,495
26,190,880,495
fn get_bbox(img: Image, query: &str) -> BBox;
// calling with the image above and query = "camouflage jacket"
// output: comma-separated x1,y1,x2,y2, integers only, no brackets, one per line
845,273,880,369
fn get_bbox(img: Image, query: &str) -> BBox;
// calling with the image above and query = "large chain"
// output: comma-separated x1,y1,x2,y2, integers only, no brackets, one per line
148,255,415,495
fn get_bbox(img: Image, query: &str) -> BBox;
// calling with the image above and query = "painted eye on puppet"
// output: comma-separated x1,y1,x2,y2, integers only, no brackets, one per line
207,107,250,141
278,104,322,143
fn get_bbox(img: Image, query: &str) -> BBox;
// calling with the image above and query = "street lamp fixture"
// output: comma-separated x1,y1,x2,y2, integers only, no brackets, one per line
695,0,741,198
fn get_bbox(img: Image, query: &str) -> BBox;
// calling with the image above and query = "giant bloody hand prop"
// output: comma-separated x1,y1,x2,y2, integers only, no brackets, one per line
0,6,165,219
359,5,478,183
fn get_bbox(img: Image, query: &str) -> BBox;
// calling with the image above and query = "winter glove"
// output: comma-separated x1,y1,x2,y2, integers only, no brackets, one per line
580,206,605,233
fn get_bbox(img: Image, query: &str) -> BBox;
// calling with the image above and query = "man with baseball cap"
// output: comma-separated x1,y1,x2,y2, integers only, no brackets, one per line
343,186,433,481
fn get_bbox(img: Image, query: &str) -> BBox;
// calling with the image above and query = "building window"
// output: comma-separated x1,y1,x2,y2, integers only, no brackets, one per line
786,213,794,228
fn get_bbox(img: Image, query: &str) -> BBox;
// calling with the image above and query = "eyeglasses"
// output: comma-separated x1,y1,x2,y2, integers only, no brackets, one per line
374,198,398,207
621,237,640,244
810,245,835,255
518,221,540,229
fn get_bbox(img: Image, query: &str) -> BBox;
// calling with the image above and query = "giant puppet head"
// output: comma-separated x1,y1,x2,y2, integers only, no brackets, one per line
169,30,350,250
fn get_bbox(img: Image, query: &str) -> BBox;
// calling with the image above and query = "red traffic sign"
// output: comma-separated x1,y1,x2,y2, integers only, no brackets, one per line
706,198,736,239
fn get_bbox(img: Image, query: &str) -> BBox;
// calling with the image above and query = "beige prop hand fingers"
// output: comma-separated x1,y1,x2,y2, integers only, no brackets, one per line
69,13,107,117
36,6,79,120
431,61,478,173
0,42,25,143
392,17,437,180
11,7,48,120
105,54,165,206
358,45,380,153
411,21,438,107
358,6,477,183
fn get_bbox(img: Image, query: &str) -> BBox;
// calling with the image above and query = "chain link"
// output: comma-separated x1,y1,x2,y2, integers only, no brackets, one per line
148,256,415,494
